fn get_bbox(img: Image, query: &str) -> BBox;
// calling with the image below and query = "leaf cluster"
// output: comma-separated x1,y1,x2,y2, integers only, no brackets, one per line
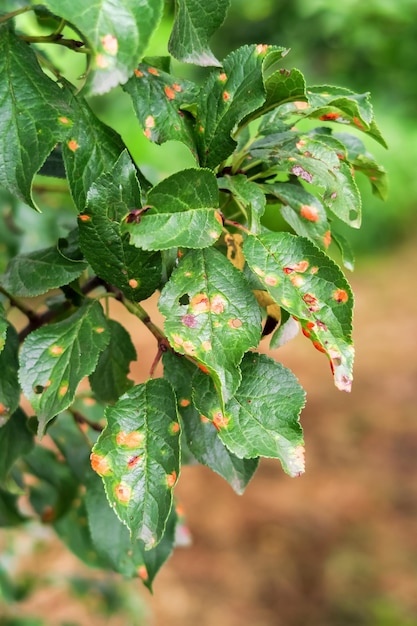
0,0,386,588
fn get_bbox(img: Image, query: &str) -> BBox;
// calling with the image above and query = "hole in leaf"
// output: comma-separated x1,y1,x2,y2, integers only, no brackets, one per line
179,293,190,306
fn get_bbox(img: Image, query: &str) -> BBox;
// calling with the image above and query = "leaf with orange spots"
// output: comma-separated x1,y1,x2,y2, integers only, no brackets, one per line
159,247,262,403
0,324,20,427
92,379,180,548
89,320,136,404
19,301,110,437
85,472,177,588
243,232,354,392
0,25,70,210
125,168,222,250
42,0,164,94
163,352,259,494
123,62,198,153
168,0,230,66
196,45,287,169
79,152,162,300
193,353,306,477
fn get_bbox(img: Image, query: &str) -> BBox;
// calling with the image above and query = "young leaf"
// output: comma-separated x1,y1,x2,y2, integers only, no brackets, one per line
0,245,87,298
42,0,164,94
125,168,222,250
123,62,198,153
61,83,126,210
168,0,230,66
218,174,266,233
196,45,286,169
158,247,262,402
193,352,306,477
19,301,110,436
91,379,180,549
0,409,33,487
89,320,137,404
0,25,70,210
78,151,162,300
163,351,259,494
243,232,354,391
86,472,177,588
0,323,20,426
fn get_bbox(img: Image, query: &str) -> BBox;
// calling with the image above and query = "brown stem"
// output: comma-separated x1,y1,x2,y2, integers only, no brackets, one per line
20,33,86,52
70,408,103,433
223,218,251,234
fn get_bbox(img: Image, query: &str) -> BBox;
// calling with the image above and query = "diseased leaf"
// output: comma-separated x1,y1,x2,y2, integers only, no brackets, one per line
0,245,87,298
163,351,258,494
125,168,222,250
243,232,354,391
43,0,164,94
91,379,180,548
264,182,331,249
0,409,33,487
123,62,198,153
19,301,110,436
196,45,286,169
0,324,20,426
263,67,306,111
61,83,126,210
86,472,177,588
79,151,162,300
158,247,262,403
169,0,230,66
193,352,306,477
0,25,70,209
218,174,266,233
89,320,136,404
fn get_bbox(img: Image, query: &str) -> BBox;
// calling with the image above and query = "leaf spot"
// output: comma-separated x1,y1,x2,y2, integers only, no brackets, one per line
264,275,278,287
138,565,148,581
114,483,131,504
134,68,144,77
223,91,231,102
200,414,210,423
181,314,198,328
219,72,227,81
164,85,176,100
228,318,243,329
290,275,304,287
212,411,230,431
310,266,319,274
323,230,332,248
182,340,196,355
144,128,152,139
209,230,219,239
303,293,320,312
116,430,144,448
58,116,71,125
190,293,210,313
170,422,180,434
333,289,349,303
95,53,109,69
79,214,91,222
101,34,118,55
59,383,68,397
201,340,212,351
128,278,139,289
49,344,64,356
171,334,184,347
173,83,182,92
145,115,155,128
180,398,190,407
300,204,320,222
67,139,79,152
94,327,106,334
166,470,177,488
127,455,142,469
253,267,265,277
291,165,313,183
210,294,226,314
0,403,9,416
284,260,309,274
90,452,112,476
148,67,159,76
256,43,269,55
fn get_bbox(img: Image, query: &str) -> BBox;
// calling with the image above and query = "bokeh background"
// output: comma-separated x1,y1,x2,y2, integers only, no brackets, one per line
1,1,417,624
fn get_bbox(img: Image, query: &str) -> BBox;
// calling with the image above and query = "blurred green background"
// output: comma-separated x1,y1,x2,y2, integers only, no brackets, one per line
1,1,417,625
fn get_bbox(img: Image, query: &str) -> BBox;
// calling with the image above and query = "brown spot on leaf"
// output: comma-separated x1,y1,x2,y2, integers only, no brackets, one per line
323,230,332,248
138,565,148,581
116,430,144,448
210,294,226,314
228,318,243,329
90,453,111,476
180,399,190,407
134,68,144,77
191,293,210,313
115,483,131,504
333,289,349,303
49,345,64,356
300,204,319,222
181,314,198,328
170,422,180,434
101,34,118,55
223,91,231,102
264,275,278,287
59,383,68,397
127,455,141,469
148,67,159,76
164,85,176,100
212,411,229,431
128,278,139,288
166,470,177,488
67,139,79,152
79,214,90,222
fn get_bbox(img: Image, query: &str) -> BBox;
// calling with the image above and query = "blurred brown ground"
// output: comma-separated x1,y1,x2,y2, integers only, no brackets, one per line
2,238,417,625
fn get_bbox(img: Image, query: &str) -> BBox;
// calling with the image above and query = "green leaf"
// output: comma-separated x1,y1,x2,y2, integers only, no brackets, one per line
0,25,70,210
163,351,258,494
168,0,230,66
196,45,286,169
304,85,388,148
0,323,20,426
193,353,306,477
86,472,177,588
263,66,306,111
91,379,180,548
78,151,162,300
0,244,87,298
218,174,266,233
125,168,222,250
43,0,164,94
48,412,92,482
159,247,262,402
243,232,354,391
0,303,7,355
0,409,33,488
19,301,110,437
89,320,136,404
264,182,331,249
123,62,198,153
0,488,25,527
61,83,126,210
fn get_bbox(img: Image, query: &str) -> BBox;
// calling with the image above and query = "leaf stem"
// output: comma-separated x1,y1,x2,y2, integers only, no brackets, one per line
69,408,103,433
0,6,33,25
20,33,86,52
0,285,38,323
223,219,251,235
